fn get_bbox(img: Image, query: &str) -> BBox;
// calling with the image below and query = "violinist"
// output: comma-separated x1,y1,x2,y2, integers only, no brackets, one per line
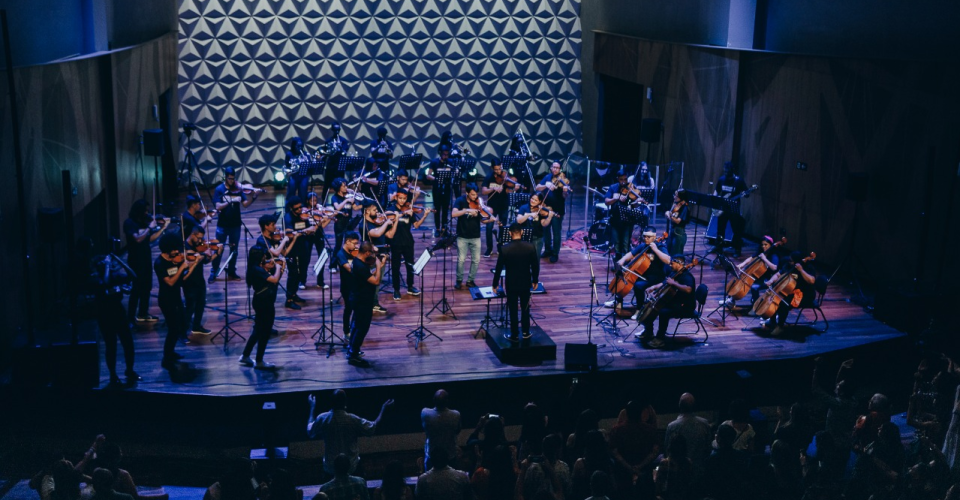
183,225,222,336
347,242,387,366
181,195,213,237
516,192,553,260
664,189,690,256
255,214,297,307
386,189,431,300
712,161,750,257
761,251,816,336
426,144,453,235
283,196,318,310
210,167,258,284
336,231,361,339
604,169,636,261
369,127,393,164
359,201,396,314
330,177,362,272
453,184,494,290
357,156,386,204
603,228,671,316
536,161,571,263
123,199,169,324
303,192,333,289
387,170,421,205
285,136,312,202
481,159,516,257
638,254,696,349
719,235,779,309
239,245,284,370
439,130,467,197
320,122,350,203
156,233,201,369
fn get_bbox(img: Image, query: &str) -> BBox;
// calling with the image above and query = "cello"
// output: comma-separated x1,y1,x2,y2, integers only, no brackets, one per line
750,253,816,319
607,232,668,299
635,258,700,323
724,237,787,300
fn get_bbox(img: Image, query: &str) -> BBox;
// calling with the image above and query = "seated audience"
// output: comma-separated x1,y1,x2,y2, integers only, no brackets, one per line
319,454,369,500
372,461,412,500
90,468,134,500
415,448,471,500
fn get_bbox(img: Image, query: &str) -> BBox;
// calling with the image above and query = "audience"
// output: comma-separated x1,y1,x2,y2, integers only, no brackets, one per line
565,409,600,465
415,448,471,500
585,470,611,500
609,400,659,498
571,430,615,500
654,435,694,500
421,389,461,472
702,424,748,500
319,454,369,500
307,389,394,477
471,444,516,500
663,393,712,486
372,461,412,500
90,468,134,500
541,434,572,500
203,459,259,500
94,441,169,500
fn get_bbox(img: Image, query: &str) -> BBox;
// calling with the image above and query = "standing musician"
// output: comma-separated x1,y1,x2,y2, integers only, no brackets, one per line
320,122,350,203
282,196,318,309
358,200,396,314
181,195,213,237
537,161,571,263
604,169,637,262
426,144,454,235
760,251,816,336
481,159,517,257
719,235,779,309
385,189,431,300
302,192,334,289
516,192,554,259
347,242,387,366
183,225,222,336
357,156,385,205
638,254,696,349
285,136,312,202
254,214,297,310
239,245,284,370
329,178,362,272
492,223,540,342
604,228,672,316
124,199,169,324
453,184,494,290
387,170,422,205
156,233,201,369
439,131,468,198
336,231,361,340
713,161,750,257
209,167,260,283
664,189,690,257
369,127,394,164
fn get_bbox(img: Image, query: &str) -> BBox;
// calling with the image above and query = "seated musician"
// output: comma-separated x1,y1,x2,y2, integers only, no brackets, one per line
604,228,671,322
719,235,779,308
639,255,696,348
761,251,816,336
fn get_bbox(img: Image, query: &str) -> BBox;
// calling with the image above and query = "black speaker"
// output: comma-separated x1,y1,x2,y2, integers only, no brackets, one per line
12,343,99,388
846,172,868,202
640,118,662,143
564,343,597,371
37,207,64,244
143,129,164,157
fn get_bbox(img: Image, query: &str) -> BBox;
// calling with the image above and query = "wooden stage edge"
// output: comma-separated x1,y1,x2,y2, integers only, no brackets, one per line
98,191,906,397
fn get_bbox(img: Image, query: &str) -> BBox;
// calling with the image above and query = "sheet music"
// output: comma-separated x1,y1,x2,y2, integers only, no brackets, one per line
412,249,432,275
314,249,328,276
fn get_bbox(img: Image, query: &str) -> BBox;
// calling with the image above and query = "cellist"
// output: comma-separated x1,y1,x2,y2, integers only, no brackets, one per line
604,228,671,315
719,235,780,309
639,254,696,349
761,251,816,336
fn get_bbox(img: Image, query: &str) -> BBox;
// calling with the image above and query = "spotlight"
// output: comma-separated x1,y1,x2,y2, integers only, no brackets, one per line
274,171,286,182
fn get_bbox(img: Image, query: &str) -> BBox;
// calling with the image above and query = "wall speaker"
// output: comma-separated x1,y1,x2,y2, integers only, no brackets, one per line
846,172,868,202
564,343,597,371
143,129,164,157
640,118,662,143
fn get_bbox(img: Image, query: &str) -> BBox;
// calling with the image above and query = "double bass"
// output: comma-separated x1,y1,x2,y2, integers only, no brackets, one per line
607,232,668,299
750,253,816,319
635,258,700,323
724,237,787,300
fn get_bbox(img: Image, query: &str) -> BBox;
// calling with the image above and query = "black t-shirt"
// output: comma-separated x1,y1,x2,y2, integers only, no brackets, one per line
429,157,453,194
669,270,696,311
386,201,418,248
284,212,310,251
123,218,152,267
359,169,385,201
370,139,393,162
183,240,209,287
453,196,482,239
336,248,355,293
154,256,183,302
716,174,748,199
629,243,667,282
181,211,203,237
517,203,545,238
778,260,816,306
331,194,354,231
256,235,283,254
605,183,632,226
540,173,566,216
249,266,278,306
482,172,509,211
359,217,387,246
349,259,376,305
214,183,246,228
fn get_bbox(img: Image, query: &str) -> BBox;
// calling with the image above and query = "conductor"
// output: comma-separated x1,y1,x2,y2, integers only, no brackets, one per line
492,223,540,342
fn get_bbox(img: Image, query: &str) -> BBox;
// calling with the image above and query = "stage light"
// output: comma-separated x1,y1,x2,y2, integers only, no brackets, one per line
274,171,285,182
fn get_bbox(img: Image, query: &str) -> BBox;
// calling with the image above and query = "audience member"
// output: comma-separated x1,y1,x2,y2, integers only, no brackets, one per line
663,393,711,484
90,468,134,500
719,398,756,453
852,393,892,452
466,414,513,473
264,469,303,500
471,445,516,500
203,459,259,500
519,402,547,460
585,470,611,500
811,357,860,450
609,400,659,498
654,435,694,500
372,461,412,500
415,448,471,500
318,454,369,500
565,409,600,465
572,430,615,500
307,389,394,476
542,434,572,500
774,403,814,454
944,386,960,475
844,422,905,500
703,424,749,500
95,441,169,500
517,437,559,500
421,389,461,471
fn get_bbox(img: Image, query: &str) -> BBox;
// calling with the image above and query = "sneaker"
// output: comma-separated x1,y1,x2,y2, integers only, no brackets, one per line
631,311,640,321
331,267,338,274
372,304,387,313
192,326,212,335
770,326,785,337
227,273,243,281
549,255,558,263
135,315,159,323
758,318,771,329
124,370,142,382
522,331,532,339
407,286,421,295
466,281,477,288
648,337,666,348
271,328,279,336
299,283,306,290
208,275,217,284
292,295,307,304
719,297,735,307
393,291,402,301
483,250,493,257
541,252,551,259
238,356,254,367
161,358,176,369
504,332,519,343
285,301,302,310
320,284,330,289
168,352,184,360
347,356,371,367
109,374,123,385
254,360,276,370
454,281,463,290
603,299,617,308
633,327,646,338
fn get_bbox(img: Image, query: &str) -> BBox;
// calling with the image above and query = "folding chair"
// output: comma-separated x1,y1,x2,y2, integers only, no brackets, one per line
792,274,830,333
671,284,709,343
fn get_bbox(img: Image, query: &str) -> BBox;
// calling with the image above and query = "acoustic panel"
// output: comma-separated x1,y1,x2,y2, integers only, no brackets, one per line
178,0,584,185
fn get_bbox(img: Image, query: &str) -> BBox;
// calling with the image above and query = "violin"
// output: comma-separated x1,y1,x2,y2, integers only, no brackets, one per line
635,258,700,323
396,202,431,216
750,253,816,318
493,171,519,190
608,231,669,298
373,211,399,225
619,183,646,205
194,239,222,253
302,206,336,223
229,182,265,195
468,199,495,220
724,237,787,300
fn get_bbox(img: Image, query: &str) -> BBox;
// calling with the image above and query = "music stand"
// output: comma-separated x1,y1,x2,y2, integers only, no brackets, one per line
210,250,246,350
507,192,529,209
338,155,366,174
705,254,744,327
426,234,457,319
407,249,443,349
470,286,504,338
396,154,424,179
498,226,533,245
612,204,648,227
311,249,343,355
502,155,529,189
432,168,456,230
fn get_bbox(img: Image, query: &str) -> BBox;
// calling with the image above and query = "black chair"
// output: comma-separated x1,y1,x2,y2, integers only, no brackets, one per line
671,284,709,342
792,274,830,333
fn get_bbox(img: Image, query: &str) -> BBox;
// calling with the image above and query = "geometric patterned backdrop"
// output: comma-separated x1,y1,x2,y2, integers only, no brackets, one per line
178,0,583,186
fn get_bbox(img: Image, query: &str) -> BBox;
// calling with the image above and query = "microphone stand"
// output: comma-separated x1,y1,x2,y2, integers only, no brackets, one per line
585,237,605,349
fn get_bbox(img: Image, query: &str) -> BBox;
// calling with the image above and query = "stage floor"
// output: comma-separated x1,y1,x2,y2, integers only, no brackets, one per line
112,191,904,396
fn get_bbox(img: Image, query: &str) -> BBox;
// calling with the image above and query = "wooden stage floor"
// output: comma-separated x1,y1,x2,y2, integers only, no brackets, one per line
116,191,904,396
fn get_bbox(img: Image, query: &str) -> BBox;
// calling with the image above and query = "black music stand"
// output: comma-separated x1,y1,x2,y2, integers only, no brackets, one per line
502,155,530,190
470,286,505,338
210,250,246,350
407,249,443,349
498,226,533,245
426,233,457,319
338,155,366,175
704,254,742,327
507,192,528,210
432,168,456,231
311,249,343,356
612,204,648,228
396,154,424,178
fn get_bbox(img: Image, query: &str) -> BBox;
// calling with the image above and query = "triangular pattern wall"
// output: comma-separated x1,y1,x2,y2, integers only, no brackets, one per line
178,0,583,185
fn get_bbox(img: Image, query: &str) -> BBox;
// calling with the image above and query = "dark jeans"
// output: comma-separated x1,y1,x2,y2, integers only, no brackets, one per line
433,190,451,232
506,287,532,338
349,301,373,354
642,306,691,338
243,301,275,362
668,225,687,256
126,260,152,321
775,297,815,326
211,226,241,276
716,212,745,252
98,295,134,375
610,221,634,259
286,175,309,201
183,281,207,330
341,287,353,336
484,205,510,253
286,254,303,300
391,243,415,290
158,297,186,359
543,214,564,256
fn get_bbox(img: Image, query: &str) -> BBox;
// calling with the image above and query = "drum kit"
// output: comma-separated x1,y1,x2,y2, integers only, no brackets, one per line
585,187,651,250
